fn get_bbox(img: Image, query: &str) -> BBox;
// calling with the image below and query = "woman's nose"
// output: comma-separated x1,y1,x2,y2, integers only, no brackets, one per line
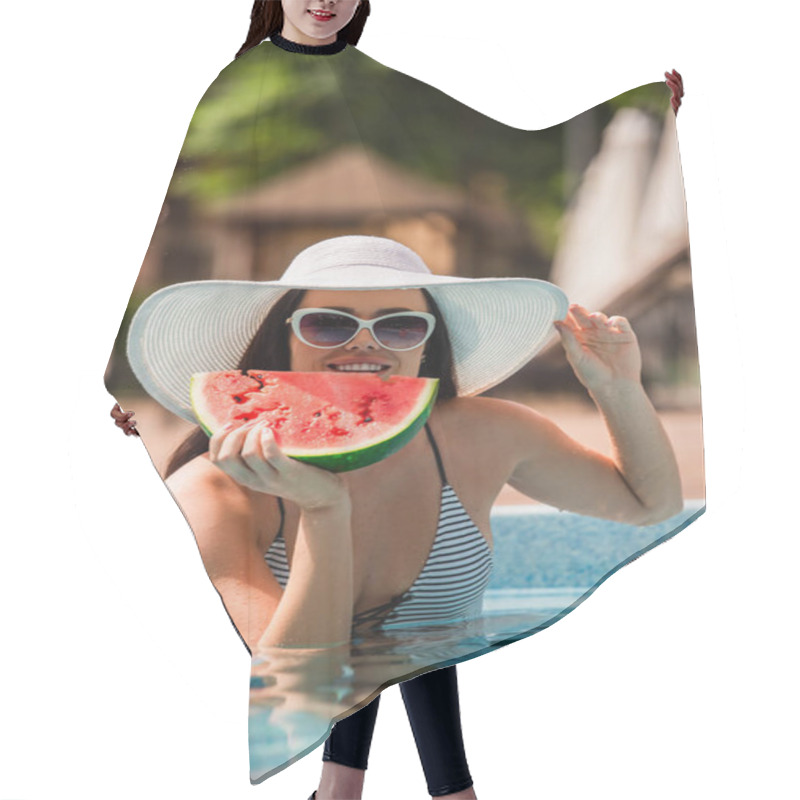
345,327,379,350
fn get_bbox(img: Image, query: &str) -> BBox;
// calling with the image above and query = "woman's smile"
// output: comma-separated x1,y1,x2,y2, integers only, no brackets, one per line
308,9,335,22
325,358,393,373
280,1,361,46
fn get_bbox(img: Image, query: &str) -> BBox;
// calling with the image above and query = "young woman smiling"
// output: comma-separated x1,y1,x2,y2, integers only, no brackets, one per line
236,0,370,57
126,233,682,799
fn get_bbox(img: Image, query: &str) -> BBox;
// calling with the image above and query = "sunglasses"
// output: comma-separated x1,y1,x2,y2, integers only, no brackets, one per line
288,308,436,351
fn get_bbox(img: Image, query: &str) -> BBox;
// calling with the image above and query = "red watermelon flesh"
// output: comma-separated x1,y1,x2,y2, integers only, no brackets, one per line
190,370,439,472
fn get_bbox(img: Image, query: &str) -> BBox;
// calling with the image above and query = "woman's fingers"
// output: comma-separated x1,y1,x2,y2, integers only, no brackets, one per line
556,304,642,388
258,427,294,473
210,420,295,492
206,418,347,506
666,69,683,94
556,307,636,352
211,420,259,471
608,315,634,334
589,311,609,327
565,306,585,331
567,304,607,329
567,304,590,323
554,318,580,354
110,403,140,436
665,69,684,114
555,318,592,368
209,421,235,462
565,304,615,334
241,423,287,475
213,424,274,492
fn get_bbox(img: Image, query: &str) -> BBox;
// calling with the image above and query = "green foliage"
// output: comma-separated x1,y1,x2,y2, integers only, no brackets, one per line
166,46,672,258
605,82,671,117
105,290,151,395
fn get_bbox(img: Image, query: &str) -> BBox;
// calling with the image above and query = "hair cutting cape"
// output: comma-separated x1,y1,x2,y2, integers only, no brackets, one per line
105,37,704,783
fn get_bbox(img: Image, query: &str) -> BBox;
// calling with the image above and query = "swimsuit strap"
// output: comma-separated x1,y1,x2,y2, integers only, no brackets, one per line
424,423,448,485
276,496,286,539
351,589,414,632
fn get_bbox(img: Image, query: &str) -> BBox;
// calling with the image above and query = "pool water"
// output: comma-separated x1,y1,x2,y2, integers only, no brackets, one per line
249,501,704,782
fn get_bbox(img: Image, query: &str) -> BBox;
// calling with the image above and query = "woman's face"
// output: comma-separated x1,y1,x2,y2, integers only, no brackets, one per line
280,0,361,46
289,289,430,378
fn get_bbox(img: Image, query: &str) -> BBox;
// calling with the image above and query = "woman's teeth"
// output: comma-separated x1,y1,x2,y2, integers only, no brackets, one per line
308,10,334,20
329,364,388,372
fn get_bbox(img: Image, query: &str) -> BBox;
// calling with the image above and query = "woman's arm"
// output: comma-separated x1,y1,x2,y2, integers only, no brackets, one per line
261,496,353,649
499,389,682,524
167,419,354,651
166,461,282,651
479,305,682,524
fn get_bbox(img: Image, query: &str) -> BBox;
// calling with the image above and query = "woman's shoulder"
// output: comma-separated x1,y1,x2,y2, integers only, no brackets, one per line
437,395,546,427
165,455,280,548
430,397,552,497
436,395,555,453
166,455,259,520
167,453,238,492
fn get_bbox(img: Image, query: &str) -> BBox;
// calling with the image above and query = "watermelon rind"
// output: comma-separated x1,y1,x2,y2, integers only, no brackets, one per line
288,379,438,472
189,372,439,473
190,374,214,436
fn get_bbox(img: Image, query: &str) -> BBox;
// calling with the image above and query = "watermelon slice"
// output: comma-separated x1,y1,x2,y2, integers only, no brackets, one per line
190,370,439,472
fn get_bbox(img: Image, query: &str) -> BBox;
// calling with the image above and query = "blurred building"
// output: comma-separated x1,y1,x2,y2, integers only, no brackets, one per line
505,109,699,409
113,109,698,411
135,145,547,290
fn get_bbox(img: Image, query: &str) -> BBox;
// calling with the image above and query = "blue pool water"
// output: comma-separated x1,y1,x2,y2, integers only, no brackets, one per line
249,501,704,782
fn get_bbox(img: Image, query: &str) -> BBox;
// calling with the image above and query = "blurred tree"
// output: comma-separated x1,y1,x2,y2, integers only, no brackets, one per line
167,49,670,259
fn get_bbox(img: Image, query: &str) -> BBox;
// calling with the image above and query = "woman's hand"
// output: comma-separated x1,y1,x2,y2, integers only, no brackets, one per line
110,403,139,436
554,304,642,393
665,68,683,115
209,419,347,511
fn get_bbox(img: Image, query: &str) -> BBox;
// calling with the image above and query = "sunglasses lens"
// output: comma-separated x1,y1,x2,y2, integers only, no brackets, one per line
373,315,431,350
298,312,358,347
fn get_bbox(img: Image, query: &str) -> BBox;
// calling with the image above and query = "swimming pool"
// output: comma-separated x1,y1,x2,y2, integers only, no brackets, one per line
248,500,704,782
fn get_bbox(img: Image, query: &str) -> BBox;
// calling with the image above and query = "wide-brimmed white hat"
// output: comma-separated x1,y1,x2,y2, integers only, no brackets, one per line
127,235,568,422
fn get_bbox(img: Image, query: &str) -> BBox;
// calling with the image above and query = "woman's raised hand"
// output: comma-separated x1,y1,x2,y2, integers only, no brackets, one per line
209,419,347,510
554,304,642,392
110,403,139,436
665,69,684,115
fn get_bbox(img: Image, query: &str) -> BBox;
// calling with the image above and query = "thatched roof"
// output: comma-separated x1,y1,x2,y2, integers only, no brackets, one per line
207,145,465,224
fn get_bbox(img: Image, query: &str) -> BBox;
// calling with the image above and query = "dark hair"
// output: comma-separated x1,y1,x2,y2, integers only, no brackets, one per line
418,290,457,399
164,288,457,477
236,1,372,59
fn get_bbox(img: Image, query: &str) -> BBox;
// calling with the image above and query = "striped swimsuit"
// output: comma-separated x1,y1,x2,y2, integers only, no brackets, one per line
265,425,494,630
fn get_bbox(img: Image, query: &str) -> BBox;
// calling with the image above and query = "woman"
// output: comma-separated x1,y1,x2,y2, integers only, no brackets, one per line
126,234,682,798
237,0,370,57
114,5,685,798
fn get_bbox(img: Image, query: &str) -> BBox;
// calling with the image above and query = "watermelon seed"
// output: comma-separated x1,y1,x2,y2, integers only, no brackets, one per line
248,371,267,387
233,395,245,404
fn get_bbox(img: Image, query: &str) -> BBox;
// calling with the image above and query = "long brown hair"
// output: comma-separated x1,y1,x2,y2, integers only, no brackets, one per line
236,1,372,59
164,288,457,477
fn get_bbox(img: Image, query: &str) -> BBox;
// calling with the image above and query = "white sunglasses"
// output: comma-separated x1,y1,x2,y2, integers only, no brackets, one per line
288,308,436,351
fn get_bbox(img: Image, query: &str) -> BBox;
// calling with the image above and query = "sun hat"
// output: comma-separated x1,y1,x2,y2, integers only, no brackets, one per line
127,235,569,422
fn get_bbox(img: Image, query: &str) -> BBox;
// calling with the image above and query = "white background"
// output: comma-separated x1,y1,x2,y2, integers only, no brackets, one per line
1,1,797,798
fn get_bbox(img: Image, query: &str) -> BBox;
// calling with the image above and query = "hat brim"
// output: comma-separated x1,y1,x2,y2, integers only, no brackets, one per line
127,276,568,422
